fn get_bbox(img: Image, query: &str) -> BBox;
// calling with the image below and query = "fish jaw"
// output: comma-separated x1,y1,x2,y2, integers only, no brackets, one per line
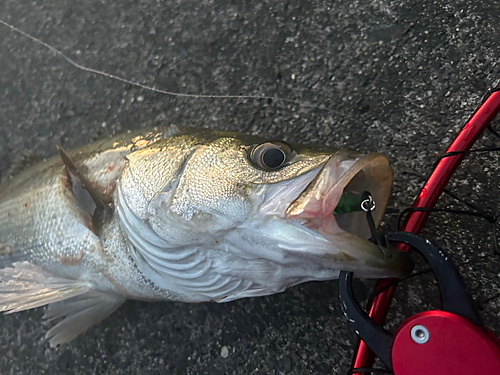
250,150,413,279
116,132,412,302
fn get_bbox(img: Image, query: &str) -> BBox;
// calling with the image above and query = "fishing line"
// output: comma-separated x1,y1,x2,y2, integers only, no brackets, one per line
4,17,499,374
486,125,500,138
368,259,470,302
433,146,500,168
479,292,500,309
367,268,433,302
428,86,500,164
395,167,500,230
347,77,500,375
0,19,338,114
347,367,393,374
397,207,498,230
366,253,497,320
365,160,500,308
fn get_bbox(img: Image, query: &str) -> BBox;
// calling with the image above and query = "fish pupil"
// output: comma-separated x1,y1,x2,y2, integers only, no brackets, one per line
262,148,286,169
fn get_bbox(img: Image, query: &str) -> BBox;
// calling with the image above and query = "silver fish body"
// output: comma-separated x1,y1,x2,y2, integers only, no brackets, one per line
0,126,412,345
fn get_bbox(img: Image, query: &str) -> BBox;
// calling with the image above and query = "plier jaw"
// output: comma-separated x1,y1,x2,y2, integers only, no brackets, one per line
339,232,500,374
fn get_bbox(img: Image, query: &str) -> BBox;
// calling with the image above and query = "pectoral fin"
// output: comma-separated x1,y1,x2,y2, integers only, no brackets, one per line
57,145,113,235
44,291,125,347
0,262,125,346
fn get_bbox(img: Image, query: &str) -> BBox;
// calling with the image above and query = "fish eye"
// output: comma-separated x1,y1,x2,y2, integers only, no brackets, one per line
249,141,293,171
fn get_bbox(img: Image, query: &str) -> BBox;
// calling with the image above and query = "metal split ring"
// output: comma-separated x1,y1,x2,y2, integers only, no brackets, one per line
361,195,376,212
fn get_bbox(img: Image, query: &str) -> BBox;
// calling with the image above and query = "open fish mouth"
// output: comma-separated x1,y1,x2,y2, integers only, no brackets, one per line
282,151,413,278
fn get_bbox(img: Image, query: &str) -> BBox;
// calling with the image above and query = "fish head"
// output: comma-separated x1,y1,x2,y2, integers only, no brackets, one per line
118,129,413,300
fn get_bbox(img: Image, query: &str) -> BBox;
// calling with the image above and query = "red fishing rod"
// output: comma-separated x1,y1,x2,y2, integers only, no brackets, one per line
349,83,500,374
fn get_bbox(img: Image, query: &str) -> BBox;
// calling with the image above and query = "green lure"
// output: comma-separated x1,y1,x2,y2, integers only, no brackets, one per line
333,192,363,215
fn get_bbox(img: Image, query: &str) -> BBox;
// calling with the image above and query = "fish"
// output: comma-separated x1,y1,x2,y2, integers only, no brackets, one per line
0,126,413,346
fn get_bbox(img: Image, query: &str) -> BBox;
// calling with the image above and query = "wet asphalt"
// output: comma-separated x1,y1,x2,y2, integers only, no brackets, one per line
0,0,500,374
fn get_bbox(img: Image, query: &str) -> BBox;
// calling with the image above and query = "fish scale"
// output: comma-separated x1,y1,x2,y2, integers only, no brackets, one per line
0,126,412,346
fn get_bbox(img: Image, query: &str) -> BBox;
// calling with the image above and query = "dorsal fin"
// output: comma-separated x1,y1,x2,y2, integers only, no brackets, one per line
57,145,112,234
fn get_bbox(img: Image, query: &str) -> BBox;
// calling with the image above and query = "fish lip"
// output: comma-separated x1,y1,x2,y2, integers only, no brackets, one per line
283,151,413,278
285,151,392,223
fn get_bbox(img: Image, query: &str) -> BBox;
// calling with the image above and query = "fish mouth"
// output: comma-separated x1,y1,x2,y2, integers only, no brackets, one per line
284,151,413,278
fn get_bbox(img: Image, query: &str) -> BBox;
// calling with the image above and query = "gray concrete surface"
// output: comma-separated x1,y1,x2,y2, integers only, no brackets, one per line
0,0,499,374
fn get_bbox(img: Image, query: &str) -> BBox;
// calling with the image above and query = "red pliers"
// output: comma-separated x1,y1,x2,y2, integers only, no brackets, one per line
339,232,500,374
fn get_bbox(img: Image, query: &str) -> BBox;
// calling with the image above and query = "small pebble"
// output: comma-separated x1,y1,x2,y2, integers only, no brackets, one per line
221,346,229,358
